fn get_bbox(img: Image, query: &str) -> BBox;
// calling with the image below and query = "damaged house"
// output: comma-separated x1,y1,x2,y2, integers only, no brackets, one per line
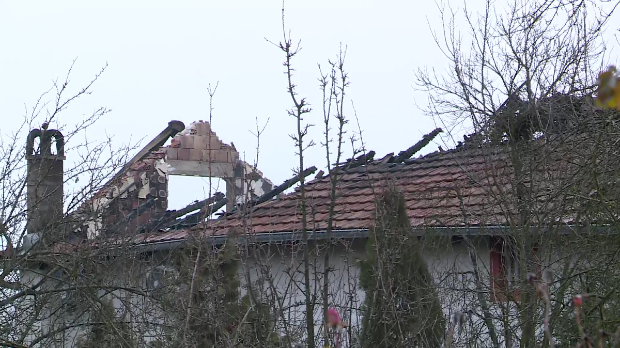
8,103,620,346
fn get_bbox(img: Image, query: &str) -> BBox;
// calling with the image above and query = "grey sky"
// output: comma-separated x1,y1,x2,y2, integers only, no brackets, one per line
1,1,616,210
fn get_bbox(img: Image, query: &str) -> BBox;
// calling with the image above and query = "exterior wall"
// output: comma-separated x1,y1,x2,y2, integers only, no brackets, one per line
79,149,169,239
20,236,494,347
240,240,367,341
238,236,492,344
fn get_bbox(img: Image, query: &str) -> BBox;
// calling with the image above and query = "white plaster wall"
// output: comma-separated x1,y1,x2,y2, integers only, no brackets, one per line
238,239,367,342
19,236,494,347
20,268,86,348
237,236,492,344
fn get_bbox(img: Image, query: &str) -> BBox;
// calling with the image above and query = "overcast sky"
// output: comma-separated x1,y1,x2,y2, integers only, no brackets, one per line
1,1,617,210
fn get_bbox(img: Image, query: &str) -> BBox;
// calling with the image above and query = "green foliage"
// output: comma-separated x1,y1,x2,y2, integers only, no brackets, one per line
360,187,446,347
77,299,134,348
186,236,243,346
238,292,283,347
158,233,282,347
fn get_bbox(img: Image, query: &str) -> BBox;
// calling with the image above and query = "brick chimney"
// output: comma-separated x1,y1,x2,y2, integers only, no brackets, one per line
26,125,65,236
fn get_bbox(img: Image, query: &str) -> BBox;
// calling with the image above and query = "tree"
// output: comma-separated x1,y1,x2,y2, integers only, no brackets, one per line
417,0,620,346
269,8,358,347
151,230,281,347
271,9,316,347
76,299,134,348
0,63,151,348
360,187,445,347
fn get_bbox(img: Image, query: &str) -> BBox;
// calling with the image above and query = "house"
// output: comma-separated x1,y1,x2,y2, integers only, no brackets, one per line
12,118,611,347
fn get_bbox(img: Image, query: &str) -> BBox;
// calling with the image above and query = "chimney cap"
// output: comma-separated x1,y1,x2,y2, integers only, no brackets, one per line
26,128,66,160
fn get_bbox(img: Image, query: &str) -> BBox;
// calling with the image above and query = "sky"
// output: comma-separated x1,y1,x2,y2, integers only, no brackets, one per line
1,0,618,210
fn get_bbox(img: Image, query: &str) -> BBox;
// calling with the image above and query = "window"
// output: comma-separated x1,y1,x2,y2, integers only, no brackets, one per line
489,237,543,302
489,237,521,302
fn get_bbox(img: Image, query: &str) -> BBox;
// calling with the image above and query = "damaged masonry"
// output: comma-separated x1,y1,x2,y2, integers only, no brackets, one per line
17,112,610,348
67,120,276,241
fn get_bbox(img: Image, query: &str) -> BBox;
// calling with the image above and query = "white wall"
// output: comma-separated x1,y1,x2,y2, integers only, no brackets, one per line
19,236,494,347
237,236,492,344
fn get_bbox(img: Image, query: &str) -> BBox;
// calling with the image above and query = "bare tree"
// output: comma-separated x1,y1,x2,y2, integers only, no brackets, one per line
417,0,620,346
318,46,352,348
268,8,317,347
0,63,146,347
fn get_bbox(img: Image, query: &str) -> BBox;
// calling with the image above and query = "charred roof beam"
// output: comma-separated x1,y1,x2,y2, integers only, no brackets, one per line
106,121,184,188
226,166,317,215
168,198,228,230
253,166,317,206
141,192,226,232
338,151,376,170
391,128,442,163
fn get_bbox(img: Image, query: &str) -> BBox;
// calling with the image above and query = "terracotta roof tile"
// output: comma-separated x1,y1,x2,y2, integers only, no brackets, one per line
138,140,598,245
140,147,524,243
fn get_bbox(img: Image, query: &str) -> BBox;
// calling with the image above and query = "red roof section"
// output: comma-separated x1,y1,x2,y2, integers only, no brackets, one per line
140,147,517,244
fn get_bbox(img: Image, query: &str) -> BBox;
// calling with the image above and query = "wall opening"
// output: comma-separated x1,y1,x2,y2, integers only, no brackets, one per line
167,176,226,216
49,137,57,156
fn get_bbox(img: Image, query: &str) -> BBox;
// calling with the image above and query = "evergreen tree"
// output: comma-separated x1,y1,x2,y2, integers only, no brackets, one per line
360,187,445,347
163,231,282,347
78,299,134,348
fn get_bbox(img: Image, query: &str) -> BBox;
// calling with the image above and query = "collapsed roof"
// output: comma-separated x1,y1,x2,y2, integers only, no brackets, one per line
136,132,613,247
69,120,272,241
53,118,618,250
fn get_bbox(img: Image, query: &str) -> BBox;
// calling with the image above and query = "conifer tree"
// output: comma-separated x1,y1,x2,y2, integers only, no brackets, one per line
360,187,445,347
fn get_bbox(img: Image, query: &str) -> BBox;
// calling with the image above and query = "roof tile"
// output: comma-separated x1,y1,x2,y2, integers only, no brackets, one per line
140,147,518,243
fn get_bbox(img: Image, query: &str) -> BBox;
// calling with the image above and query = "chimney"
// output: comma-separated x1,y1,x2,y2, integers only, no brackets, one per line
26,125,65,236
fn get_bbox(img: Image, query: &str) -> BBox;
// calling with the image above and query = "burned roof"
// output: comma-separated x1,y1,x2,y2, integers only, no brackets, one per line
12,117,618,258
138,145,525,245
72,121,612,248
220,148,514,230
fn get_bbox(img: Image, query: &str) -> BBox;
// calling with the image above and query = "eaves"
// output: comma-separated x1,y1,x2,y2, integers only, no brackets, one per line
134,224,616,252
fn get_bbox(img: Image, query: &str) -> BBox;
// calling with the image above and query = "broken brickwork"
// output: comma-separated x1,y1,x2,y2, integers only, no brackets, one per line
72,122,184,239
164,121,273,212
166,121,238,169
63,120,272,240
